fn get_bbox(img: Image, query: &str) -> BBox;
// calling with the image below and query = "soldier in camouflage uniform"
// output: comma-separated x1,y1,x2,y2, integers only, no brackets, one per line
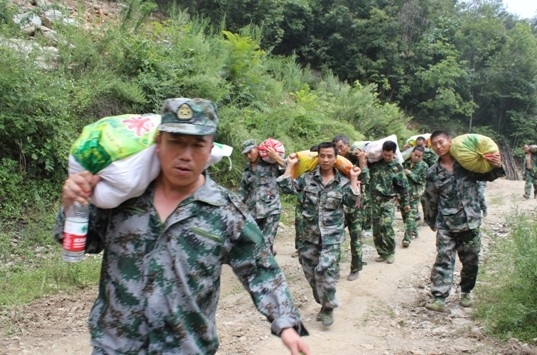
278,142,361,326
238,138,286,255
401,146,428,247
369,140,410,264
423,130,504,313
416,136,436,221
333,135,370,281
522,144,537,199
476,181,487,217
416,136,437,167
55,98,310,355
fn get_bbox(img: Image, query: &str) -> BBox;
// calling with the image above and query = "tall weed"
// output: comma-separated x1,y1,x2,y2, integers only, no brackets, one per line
476,212,537,341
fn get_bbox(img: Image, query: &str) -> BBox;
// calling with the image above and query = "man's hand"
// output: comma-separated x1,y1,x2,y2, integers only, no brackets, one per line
280,328,311,355
287,153,299,166
349,165,361,179
402,205,410,213
404,168,411,175
355,150,368,169
484,152,502,168
62,171,100,210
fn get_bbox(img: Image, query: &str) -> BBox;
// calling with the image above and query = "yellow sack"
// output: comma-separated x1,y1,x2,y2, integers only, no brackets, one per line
291,151,353,179
450,134,499,173
291,151,319,178
406,133,431,147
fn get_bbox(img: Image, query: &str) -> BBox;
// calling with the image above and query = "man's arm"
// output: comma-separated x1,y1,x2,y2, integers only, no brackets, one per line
266,147,287,168
423,172,438,231
224,214,309,352
54,171,106,253
474,153,505,182
277,153,301,195
394,166,410,212
237,167,250,202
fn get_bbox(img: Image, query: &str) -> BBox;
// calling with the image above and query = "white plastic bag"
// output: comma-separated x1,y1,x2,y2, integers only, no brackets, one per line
68,146,160,209
366,134,404,164
206,142,233,170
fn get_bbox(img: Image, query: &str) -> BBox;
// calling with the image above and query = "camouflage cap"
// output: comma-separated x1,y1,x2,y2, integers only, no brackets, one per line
241,139,257,154
159,98,218,135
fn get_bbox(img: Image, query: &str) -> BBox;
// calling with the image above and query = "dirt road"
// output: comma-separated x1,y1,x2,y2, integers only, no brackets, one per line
1,179,537,354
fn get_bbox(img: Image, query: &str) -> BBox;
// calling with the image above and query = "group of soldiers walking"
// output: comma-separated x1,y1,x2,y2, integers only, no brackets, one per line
238,131,508,326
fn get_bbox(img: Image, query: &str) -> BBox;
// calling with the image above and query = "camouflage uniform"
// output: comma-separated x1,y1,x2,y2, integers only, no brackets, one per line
419,148,437,217
369,159,410,257
238,160,283,253
341,153,370,273
401,159,428,242
476,181,487,215
423,161,505,299
523,149,537,198
294,192,304,251
422,148,438,168
277,167,359,309
54,175,307,354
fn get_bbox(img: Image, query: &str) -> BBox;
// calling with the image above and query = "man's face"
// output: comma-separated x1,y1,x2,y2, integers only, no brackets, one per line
156,132,213,188
244,147,260,163
334,140,350,156
416,139,426,147
430,134,451,157
382,150,396,163
524,145,530,153
410,149,424,163
318,147,337,172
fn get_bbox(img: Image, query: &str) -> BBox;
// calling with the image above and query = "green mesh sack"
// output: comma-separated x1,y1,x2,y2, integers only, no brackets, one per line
450,134,499,173
70,114,161,174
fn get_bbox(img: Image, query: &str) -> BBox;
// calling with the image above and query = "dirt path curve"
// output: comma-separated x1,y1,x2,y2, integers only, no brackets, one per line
2,179,537,355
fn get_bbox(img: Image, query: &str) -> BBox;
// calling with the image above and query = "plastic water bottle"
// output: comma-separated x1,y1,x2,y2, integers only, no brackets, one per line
62,202,89,262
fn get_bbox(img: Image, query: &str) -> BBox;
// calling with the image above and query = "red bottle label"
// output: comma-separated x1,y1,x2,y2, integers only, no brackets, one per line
63,233,87,252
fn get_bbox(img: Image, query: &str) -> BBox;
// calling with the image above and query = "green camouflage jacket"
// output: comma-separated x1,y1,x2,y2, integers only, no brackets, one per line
522,150,537,176
238,160,283,218
424,160,505,232
277,167,359,246
369,159,410,207
423,148,438,168
344,152,370,198
54,174,306,354
403,159,428,200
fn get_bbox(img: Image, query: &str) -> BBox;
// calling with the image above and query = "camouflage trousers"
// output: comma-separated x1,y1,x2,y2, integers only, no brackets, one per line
524,172,537,198
361,192,372,230
299,241,340,309
344,207,364,273
294,207,303,250
401,198,419,242
371,197,396,257
256,213,280,254
430,228,481,299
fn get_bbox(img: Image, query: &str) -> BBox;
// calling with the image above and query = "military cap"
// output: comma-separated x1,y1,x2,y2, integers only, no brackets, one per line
241,139,258,154
159,98,218,135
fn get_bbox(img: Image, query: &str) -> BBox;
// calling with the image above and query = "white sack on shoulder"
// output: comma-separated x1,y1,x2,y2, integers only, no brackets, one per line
68,146,160,209
68,143,233,209
366,134,404,164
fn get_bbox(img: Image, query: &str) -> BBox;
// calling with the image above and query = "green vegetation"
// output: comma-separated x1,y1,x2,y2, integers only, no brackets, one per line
1,0,536,345
0,0,410,308
177,0,537,149
475,212,537,342
0,257,102,306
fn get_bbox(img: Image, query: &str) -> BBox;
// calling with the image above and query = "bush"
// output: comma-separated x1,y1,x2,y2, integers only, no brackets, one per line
475,212,537,341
